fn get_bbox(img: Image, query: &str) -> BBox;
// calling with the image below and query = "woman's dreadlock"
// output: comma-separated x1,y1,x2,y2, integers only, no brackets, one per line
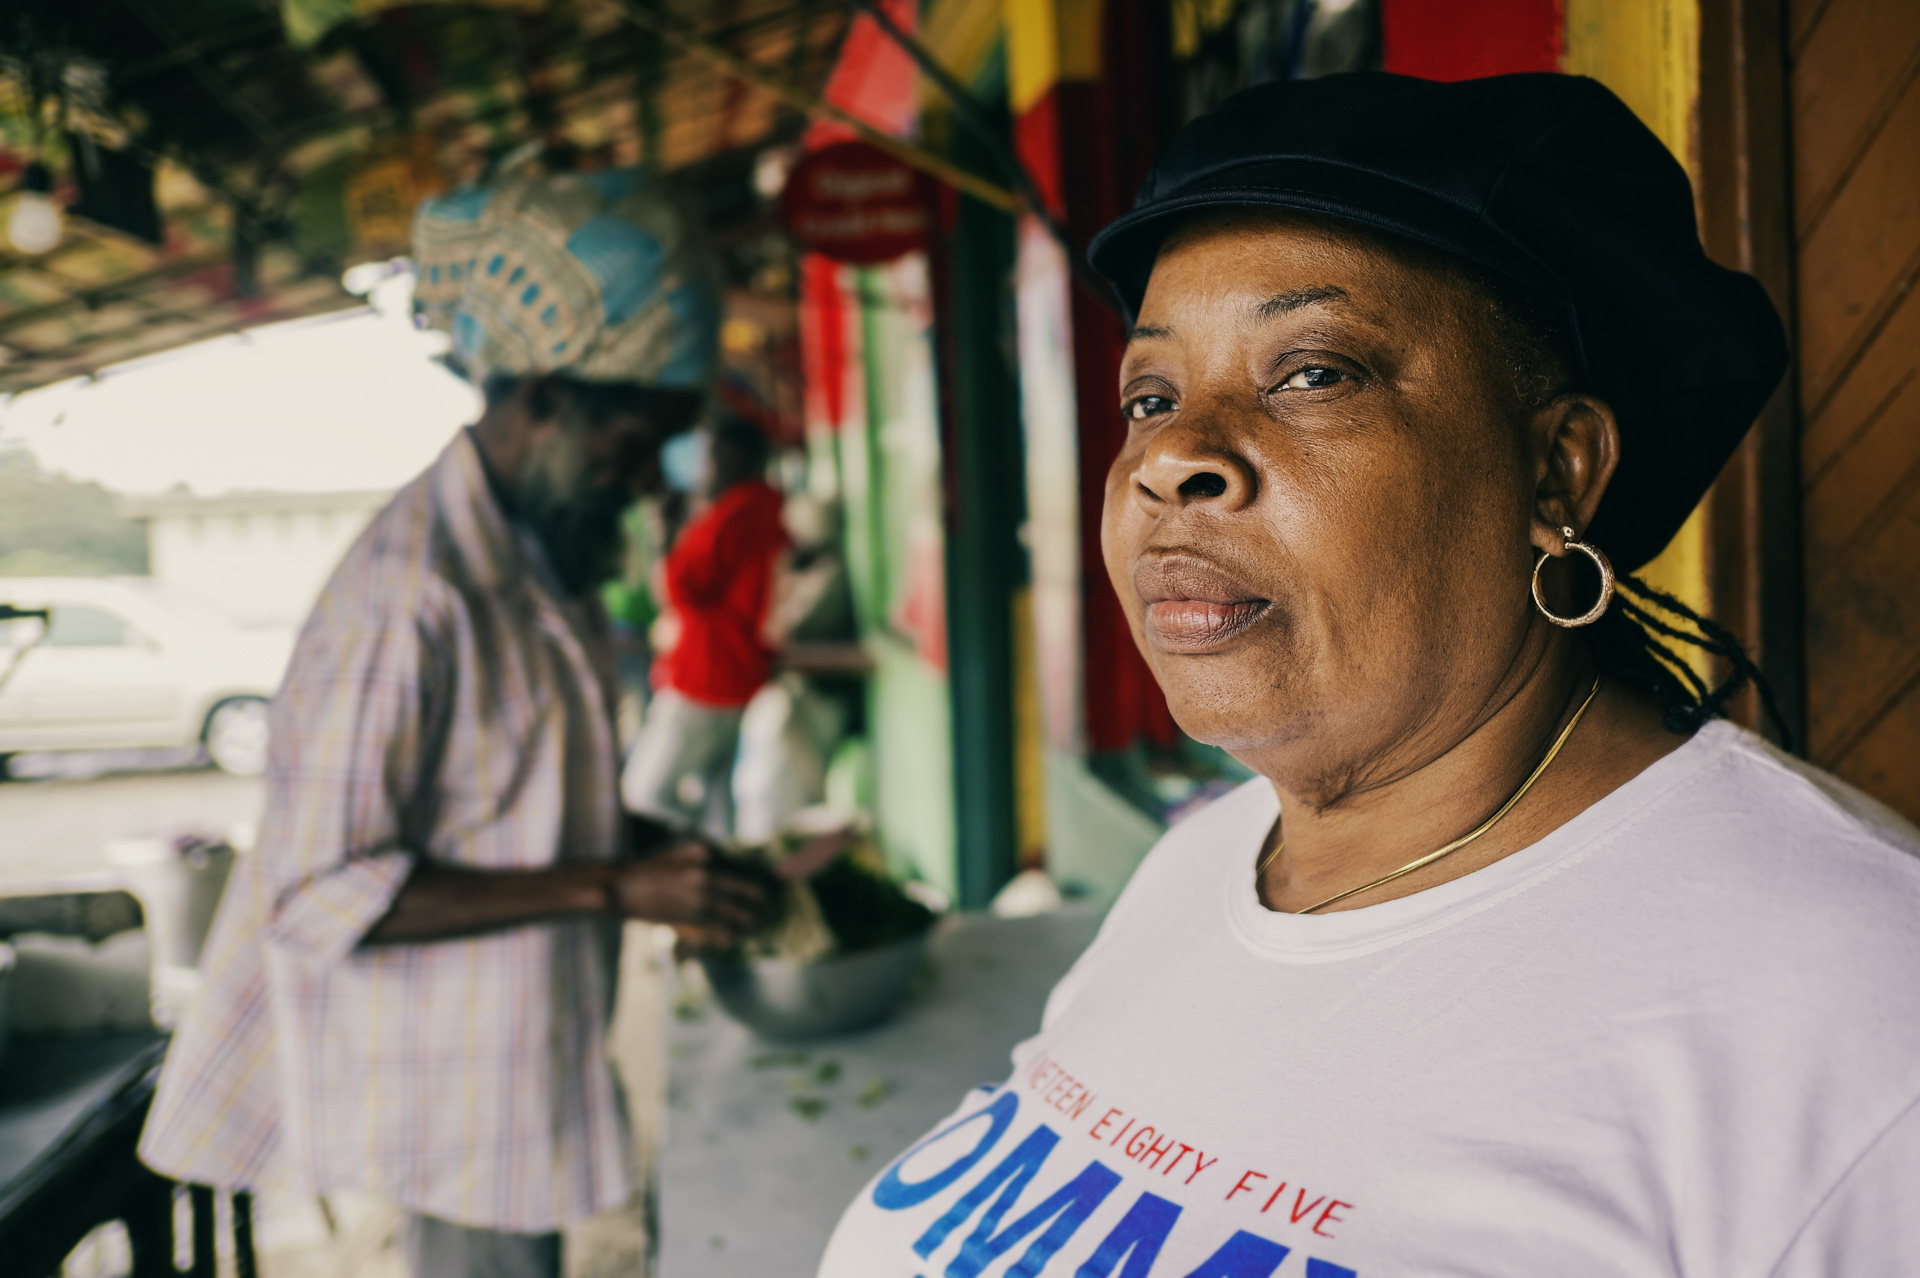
1585,575,1793,751
1467,264,1795,751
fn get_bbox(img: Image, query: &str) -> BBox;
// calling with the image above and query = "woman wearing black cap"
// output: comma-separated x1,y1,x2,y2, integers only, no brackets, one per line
818,75,1920,1277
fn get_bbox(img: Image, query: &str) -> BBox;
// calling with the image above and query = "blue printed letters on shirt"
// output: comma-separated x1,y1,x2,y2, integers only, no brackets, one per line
913,1126,1059,1258
948,1157,1122,1278
874,1093,1019,1210
1181,1231,1290,1278
1074,1192,1183,1278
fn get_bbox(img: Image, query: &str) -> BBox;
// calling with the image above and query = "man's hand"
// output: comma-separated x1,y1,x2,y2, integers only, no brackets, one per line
607,842,768,944
362,844,771,947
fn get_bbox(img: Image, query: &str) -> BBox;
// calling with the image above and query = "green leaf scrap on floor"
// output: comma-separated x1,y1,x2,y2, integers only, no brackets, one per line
788,1095,828,1122
749,1050,809,1071
856,1077,891,1108
848,1145,869,1162
813,1059,842,1085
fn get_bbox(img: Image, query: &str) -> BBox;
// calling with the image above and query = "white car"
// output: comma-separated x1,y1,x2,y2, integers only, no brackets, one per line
0,578,293,777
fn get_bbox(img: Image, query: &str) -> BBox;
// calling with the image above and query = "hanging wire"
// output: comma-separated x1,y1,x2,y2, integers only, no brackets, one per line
845,0,1122,310
613,0,1022,212
121,0,285,152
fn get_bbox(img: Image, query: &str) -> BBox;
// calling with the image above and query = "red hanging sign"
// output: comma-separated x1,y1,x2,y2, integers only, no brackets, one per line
780,141,931,264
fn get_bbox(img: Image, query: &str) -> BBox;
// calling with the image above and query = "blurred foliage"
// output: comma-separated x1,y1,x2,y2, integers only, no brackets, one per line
0,449,147,576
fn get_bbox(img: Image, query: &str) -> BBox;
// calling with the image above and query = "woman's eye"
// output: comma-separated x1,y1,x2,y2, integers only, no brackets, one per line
1279,366,1345,391
1125,395,1176,421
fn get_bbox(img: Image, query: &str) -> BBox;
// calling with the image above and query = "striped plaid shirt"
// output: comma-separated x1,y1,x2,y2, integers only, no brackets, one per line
140,431,634,1232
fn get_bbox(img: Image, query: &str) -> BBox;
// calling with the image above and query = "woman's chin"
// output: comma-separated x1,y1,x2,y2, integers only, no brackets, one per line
1152,656,1305,753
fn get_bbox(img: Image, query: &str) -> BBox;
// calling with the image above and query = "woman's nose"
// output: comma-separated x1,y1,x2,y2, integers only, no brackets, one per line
1129,425,1256,516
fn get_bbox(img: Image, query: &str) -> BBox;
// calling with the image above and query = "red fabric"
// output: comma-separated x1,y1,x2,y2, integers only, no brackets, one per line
1012,88,1066,220
1379,0,1562,79
655,480,789,707
802,0,920,149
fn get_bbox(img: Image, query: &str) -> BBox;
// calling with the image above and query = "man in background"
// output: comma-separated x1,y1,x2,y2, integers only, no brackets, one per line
139,169,762,1278
622,416,786,838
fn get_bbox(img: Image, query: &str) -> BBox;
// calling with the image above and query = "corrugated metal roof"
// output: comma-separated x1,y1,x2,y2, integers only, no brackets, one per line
0,0,850,391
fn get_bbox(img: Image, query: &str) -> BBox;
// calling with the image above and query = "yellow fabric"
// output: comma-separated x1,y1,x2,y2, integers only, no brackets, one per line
1006,0,1106,114
1169,0,1236,60
919,0,1005,108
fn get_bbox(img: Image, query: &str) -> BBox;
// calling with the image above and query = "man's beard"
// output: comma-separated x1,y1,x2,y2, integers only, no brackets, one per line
510,427,630,597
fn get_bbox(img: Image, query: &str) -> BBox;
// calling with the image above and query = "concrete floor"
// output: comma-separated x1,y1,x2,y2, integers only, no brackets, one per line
659,909,1104,1278
0,763,263,888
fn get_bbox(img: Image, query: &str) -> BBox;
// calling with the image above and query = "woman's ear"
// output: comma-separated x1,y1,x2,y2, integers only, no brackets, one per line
1529,392,1620,556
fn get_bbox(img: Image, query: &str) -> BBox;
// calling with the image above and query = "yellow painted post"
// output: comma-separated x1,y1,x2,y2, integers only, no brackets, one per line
1010,586,1049,868
1001,0,1077,870
1561,0,1712,669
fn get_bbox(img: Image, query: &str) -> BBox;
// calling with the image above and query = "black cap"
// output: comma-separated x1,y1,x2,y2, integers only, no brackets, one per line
1086,72,1788,572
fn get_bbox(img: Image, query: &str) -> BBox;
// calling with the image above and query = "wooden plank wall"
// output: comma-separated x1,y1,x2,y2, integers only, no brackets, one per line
1790,0,1920,818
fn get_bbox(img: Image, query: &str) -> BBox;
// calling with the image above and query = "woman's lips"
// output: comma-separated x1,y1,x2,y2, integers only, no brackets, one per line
1144,599,1271,651
1134,555,1272,653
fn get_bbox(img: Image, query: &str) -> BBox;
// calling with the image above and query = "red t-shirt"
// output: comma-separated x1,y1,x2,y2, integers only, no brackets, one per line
655,479,788,707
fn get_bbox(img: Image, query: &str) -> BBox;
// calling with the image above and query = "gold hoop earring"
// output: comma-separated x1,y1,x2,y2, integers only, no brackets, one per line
1531,525,1614,628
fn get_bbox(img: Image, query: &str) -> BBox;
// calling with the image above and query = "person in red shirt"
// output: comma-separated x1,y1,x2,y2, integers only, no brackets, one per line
622,417,787,836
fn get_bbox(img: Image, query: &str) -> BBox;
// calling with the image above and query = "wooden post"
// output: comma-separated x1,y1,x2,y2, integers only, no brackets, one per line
1696,0,1806,750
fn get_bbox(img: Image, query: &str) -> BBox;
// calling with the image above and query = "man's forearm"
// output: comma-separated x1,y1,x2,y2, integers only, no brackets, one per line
366,810,690,944
362,862,610,945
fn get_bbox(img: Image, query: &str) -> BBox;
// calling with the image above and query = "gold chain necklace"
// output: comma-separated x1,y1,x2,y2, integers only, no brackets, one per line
1259,676,1603,915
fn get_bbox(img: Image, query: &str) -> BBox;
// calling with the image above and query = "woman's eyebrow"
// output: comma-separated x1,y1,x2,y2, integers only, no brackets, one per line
1128,285,1350,343
1252,285,1349,322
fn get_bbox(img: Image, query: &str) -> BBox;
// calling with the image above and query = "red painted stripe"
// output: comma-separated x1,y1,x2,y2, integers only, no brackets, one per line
800,253,848,432
1380,0,1563,80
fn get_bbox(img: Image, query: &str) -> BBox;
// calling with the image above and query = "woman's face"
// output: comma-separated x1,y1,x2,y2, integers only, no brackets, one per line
1103,210,1555,796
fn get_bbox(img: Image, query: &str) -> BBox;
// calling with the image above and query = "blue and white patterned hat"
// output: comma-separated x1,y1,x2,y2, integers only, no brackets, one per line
411,168,721,388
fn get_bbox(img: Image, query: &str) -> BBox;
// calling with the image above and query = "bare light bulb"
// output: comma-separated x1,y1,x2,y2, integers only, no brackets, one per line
8,191,64,254
8,165,63,255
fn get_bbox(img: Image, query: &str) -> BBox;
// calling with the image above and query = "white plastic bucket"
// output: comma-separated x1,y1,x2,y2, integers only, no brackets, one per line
105,837,235,1028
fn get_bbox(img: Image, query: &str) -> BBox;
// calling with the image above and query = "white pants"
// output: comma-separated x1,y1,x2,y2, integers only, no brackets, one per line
730,675,845,845
620,689,744,839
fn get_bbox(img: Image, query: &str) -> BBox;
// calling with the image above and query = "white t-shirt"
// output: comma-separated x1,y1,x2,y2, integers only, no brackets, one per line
818,722,1920,1277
